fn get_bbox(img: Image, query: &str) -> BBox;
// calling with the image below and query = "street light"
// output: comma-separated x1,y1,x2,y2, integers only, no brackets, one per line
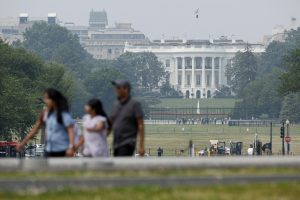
286,119,291,155
280,122,285,155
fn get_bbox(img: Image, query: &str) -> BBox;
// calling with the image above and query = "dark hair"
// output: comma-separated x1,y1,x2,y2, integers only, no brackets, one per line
44,88,69,125
87,98,111,129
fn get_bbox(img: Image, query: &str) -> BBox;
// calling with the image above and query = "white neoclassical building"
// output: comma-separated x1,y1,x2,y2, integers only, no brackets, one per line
124,37,265,99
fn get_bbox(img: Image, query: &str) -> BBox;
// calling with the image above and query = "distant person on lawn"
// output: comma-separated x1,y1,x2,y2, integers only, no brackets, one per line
110,80,145,157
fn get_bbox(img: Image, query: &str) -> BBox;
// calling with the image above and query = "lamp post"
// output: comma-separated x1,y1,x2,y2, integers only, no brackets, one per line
280,122,285,155
270,122,272,155
286,119,290,155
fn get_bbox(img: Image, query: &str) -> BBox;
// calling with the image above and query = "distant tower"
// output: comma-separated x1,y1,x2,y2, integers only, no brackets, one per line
47,13,57,24
19,13,28,24
89,9,108,30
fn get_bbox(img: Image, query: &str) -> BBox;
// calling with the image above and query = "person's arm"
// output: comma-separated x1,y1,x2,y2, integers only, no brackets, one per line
74,135,84,151
86,121,105,132
137,117,145,156
107,104,116,137
16,111,44,151
65,126,75,157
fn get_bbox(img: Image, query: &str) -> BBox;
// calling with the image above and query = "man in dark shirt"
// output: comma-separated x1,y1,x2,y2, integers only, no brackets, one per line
110,80,145,157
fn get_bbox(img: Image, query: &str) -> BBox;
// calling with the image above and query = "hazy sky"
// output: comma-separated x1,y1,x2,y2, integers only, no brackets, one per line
0,0,299,42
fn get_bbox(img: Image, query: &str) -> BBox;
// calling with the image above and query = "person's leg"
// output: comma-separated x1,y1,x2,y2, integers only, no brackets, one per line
113,144,135,157
113,148,119,157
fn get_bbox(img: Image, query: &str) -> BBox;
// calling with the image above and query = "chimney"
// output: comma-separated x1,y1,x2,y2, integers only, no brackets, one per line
48,13,57,24
19,13,28,24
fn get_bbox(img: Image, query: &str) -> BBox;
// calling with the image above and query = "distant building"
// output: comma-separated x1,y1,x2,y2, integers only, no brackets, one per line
65,10,149,60
64,23,89,44
84,22,149,59
262,17,299,45
0,13,58,44
88,10,108,30
125,37,265,99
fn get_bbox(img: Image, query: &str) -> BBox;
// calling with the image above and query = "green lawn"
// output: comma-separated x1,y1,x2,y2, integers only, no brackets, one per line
137,124,300,156
1,182,300,200
29,124,300,156
153,98,239,108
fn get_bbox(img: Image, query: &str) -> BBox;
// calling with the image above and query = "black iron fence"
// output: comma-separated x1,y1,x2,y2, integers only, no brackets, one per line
148,107,233,121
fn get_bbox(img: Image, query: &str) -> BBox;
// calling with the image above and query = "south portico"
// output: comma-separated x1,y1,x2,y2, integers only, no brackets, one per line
124,39,265,99
169,55,227,99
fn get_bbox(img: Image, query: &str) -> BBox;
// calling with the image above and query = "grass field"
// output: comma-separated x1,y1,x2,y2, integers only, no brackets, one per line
30,124,300,156
1,182,300,200
130,124,300,156
153,98,239,108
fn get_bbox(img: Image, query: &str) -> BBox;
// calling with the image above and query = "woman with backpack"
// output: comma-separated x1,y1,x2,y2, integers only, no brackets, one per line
16,88,75,157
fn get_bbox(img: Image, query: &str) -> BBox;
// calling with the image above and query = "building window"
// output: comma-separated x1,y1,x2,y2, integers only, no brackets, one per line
187,75,191,86
108,49,112,54
205,57,212,69
196,57,202,69
177,58,182,69
178,75,182,85
166,59,170,68
196,75,201,85
185,57,192,69
215,75,219,87
214,57,220,69
207,74,210,86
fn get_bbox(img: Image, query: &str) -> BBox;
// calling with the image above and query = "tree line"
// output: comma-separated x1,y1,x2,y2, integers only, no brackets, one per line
1,22,172,139
226,28,300,122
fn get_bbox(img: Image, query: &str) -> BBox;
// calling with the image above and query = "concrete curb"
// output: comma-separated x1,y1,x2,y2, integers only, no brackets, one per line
0,156,300,172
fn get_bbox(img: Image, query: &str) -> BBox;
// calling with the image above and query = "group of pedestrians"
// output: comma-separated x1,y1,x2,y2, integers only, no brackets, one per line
16,80,145,157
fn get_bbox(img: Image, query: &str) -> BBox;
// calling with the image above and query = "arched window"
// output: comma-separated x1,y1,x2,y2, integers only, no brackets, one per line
196,90,201,99
207,90,211,98
185,90,190,99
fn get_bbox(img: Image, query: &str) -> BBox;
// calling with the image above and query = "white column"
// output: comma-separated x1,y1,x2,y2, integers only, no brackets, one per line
211,57,215,88
201,57,206,88
218,57,222,86
223,59,230,86
174,57,178,87
181,57,185,89
201,57,206,98
191,56,195,90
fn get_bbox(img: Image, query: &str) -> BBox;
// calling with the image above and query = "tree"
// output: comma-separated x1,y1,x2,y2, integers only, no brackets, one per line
160,82,181,98
229,28,300,119
116,52,165,91
23,22,94,78
214,86,233,98
279,48,300,95
226,45,258,97
84,67,123,111
258,41,289,75
0,40,73,140
279,93,300,123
